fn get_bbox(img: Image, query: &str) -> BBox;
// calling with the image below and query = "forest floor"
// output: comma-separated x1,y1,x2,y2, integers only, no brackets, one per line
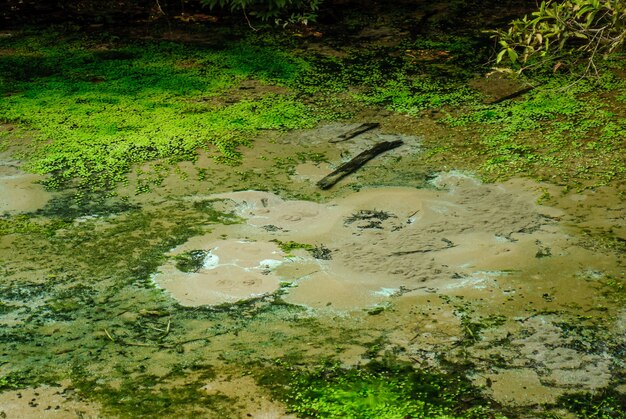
1,4,625,418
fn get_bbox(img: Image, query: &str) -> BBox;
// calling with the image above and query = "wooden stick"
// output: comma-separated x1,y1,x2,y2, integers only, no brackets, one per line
317,140,403,190
486,85,535,105
330,122,380,143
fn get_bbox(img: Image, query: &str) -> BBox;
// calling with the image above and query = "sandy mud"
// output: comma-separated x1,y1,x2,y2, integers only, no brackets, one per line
155,173,566,310
0,152,51,214
0,383,100,418
150,172,625,407
1,120,624,415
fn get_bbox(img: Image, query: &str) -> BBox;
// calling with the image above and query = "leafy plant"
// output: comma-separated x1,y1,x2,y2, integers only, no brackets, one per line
492,0,626,73
199,0,323,23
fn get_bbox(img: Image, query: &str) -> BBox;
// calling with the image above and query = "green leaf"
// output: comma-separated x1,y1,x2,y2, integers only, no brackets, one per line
496,49,507,63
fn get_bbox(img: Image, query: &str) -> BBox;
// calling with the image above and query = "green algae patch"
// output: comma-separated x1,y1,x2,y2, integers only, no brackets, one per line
441,71,626,190
174,249,209,273
261,359,499,418
70,365,234,419
557,390,626,419
0,214,70,237
0,31,318,192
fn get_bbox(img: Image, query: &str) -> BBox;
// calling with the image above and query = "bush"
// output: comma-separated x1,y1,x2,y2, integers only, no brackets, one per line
199,0,324,23
492,0,626,73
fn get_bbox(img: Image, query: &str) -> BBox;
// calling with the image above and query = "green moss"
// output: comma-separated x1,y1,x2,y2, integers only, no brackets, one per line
294,36,484,114
71,367,233,418
443,74,626,187
35,192,140,219
0,214,70,237
263,359,498,418
0,31,317,192
354,76,480,115
0,370,46,391
174,250,209,273
557,390,626,419
270,239,314,254
0,301,18,314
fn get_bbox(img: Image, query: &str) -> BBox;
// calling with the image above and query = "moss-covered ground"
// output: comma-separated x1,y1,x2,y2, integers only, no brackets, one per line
2,26,625,198
1,6,625,417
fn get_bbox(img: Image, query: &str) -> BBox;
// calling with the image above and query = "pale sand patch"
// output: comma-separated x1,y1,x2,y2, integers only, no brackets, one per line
211,190,340,236
155,172,620,322
293,162,332,182
201,375,294,418
0,384,100,418
477,368,566,406
153,239,286,306
0,155,51,213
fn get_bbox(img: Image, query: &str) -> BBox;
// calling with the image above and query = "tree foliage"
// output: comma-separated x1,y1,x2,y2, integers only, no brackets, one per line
199,0,324,22
492,0,626,73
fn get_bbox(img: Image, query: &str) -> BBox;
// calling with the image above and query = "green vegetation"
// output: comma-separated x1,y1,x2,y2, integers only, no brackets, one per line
200,0,323,22
352,39,484,114
444,72,626,187
557,390,626,418
0,214,62,236
271,239,314,254
263,359,497,418
270,239,331,259
174,250,209,273
1,9,626,417
3,27,623,195
0,31,317,192
493,0,626,73
297,37,485,114
71,363,233,418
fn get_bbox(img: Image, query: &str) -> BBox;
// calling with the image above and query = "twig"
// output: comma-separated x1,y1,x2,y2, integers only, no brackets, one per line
486,85,536,105
406,210,420,224
104,329,115,342
103,325,217,350
243,7,258,31
104,328,175,348
329,123,380,143
154,0,172,35
294,270,320,281
154,0,165,15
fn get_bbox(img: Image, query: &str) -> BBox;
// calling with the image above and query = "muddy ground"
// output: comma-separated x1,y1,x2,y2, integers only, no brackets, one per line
1,5,625,418
2,118,625,417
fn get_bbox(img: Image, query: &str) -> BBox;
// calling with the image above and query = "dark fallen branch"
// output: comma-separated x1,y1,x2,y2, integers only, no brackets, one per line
390,248,436,256
486,85,535,105
389,238,456,256
330,122,380,143
317,140,403,190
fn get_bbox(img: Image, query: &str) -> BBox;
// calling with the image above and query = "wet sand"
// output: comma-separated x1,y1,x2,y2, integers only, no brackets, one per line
0,384,100,418
0,153,51,214
155,173,571,310
150,172,625,407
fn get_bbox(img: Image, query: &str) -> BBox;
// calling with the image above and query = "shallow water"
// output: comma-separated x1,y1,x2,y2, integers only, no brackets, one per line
0,153,52,214
1,123,625,417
